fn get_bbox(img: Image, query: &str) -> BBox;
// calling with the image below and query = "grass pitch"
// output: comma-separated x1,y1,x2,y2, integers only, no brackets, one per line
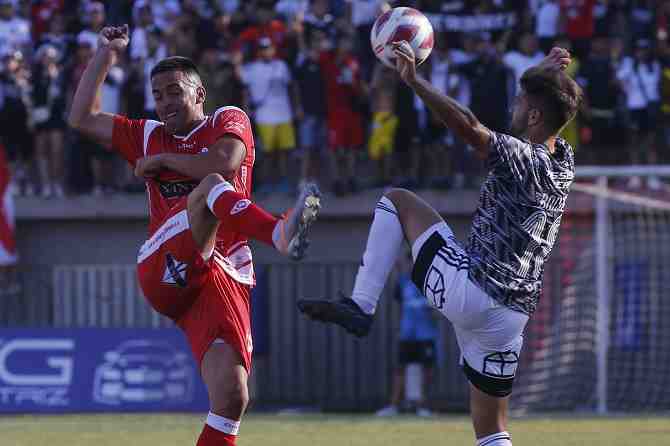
0,413,667,446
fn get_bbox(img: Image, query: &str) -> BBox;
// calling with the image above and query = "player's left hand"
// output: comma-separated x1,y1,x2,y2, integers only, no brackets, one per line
392,41,417,85
134,155,164,179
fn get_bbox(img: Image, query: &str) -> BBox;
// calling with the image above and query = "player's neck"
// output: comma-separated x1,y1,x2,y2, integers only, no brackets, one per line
176,115,207,136
525,129,557,154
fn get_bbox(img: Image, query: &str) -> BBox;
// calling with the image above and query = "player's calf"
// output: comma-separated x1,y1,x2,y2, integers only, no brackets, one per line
200,174,321,260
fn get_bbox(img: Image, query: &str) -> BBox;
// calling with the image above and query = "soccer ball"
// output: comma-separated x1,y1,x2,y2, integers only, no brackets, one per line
370,7,434,69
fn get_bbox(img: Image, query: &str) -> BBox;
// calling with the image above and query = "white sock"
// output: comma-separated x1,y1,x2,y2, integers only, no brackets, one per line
205,411,240,435
476,432,512,446
351,196,404,314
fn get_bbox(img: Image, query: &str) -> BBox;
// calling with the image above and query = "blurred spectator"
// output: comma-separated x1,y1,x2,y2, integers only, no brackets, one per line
504,32,544,89
235,1,290,61
129,2,156,60
346,0,389,80
458,32,514,135
616,38,661,189
241,37,297,193
295,36,328,187
576,34,623,165
369,63,398,188
30,0,64,43
36,13,71,64
629,0,655,42
199,48,243,115
66,38,112,195
536,0,560,53
321,33,365,196
0,48,33,196
0,141,18,296
560,0,596,60
0,0,31,55
303,0,336,43
132,0,180,32
375,252,438,417
76,1,105,51
417,34,454,189
447,33,478,189
165,9,199,61
32,44,67,198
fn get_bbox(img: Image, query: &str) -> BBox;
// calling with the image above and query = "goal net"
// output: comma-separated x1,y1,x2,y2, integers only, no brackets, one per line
511,167,670,414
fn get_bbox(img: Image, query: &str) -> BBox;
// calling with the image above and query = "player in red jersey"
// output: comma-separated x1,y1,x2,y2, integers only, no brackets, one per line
69,26,321,446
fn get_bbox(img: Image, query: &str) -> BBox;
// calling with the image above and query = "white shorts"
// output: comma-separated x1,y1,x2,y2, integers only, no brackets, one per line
411,222,529,397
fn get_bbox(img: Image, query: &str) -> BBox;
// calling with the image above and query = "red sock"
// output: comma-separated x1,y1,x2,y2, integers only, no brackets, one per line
196,424,236,446
206,182,279,246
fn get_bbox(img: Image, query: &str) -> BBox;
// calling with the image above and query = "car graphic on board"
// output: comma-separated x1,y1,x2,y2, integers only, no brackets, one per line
93,340,194,405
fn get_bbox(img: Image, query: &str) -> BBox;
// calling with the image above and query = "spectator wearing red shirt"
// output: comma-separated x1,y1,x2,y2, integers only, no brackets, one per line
234,2,289,61
30,0,63,42
320,33,366,196
560,0,596,60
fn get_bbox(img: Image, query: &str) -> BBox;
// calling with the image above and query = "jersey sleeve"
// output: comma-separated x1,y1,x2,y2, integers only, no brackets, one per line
111,115,146,166
488,131,534,181
211,106,255,164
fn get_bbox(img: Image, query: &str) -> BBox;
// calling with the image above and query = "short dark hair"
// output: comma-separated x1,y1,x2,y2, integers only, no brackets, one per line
520,66,583,134
150,56,202,85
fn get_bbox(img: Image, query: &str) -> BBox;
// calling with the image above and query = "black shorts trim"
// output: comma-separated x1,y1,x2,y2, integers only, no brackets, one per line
463,358,514,398
411,231,447,291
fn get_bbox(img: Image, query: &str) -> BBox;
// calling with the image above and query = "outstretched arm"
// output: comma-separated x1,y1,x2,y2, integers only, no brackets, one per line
392,41,491,157
68,25,129,146
393,42,572,159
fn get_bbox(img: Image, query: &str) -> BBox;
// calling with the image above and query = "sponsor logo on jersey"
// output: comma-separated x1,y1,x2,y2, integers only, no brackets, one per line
163,253,187,287
157,180,198,199
177,142,195,149
230,199,251,215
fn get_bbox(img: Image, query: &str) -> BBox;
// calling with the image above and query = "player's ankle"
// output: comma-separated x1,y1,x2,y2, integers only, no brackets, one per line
476,431,511,446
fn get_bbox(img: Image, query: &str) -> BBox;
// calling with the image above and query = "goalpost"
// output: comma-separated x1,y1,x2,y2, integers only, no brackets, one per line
511,165,670,414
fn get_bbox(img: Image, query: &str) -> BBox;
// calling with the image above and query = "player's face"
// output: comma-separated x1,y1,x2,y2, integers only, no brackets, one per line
151,70,205,135
510,92,530,136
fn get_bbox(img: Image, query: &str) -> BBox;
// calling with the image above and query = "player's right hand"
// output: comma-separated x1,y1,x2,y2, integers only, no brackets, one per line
539,47,571,72
99,25,129,54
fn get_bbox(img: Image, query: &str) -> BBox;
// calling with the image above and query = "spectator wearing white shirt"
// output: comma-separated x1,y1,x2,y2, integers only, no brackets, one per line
536,0,560,53
0,0,30,55
503,32,545,90
130,3,155,61
241,37,297,193
76,2,105,52
617,39,662,189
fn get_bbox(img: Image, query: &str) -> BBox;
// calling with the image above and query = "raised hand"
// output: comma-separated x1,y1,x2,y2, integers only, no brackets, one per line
538,47,571,72
98,25,130,54
392,40,417,85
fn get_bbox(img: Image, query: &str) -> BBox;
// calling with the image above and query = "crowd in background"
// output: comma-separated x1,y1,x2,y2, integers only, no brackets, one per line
2,0,670,198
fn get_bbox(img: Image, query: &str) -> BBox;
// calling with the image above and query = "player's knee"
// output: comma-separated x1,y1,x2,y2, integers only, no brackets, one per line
384,188,415,210
188,173,227,210
200,173,227,193
212,379,249,418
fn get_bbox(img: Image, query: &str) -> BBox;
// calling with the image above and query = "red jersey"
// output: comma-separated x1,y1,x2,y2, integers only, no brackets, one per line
560,0,596,39
112,106,256,284
320,51,363,115
234,20,288,57
0,143,16,265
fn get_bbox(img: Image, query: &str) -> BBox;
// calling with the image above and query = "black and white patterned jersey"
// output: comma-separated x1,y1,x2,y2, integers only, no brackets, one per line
466,131,575,316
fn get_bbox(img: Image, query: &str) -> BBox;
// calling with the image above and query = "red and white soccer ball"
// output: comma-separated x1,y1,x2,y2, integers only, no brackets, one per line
370,7,434,69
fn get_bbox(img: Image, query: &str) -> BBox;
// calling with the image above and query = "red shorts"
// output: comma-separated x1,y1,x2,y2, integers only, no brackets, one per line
328,110,364,150
136,198,253,371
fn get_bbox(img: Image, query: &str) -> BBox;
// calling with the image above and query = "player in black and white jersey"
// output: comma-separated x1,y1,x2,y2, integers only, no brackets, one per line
298,43,581,446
